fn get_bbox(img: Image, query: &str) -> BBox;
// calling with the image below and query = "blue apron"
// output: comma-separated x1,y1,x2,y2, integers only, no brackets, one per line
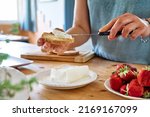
87,0,150,64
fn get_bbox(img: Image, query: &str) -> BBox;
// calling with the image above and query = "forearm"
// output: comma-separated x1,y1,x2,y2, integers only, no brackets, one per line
66,0,90,49
66,26,90,49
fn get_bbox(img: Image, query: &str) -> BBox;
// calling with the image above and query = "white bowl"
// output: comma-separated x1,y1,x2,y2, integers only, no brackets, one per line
0,66,29,100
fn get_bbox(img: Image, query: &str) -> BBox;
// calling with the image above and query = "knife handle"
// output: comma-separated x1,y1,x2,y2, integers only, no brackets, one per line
98,31,122,36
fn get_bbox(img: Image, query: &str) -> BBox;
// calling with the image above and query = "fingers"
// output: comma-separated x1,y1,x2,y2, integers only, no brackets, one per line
41,41,71,54
99,18,117,32
99,13,150,40
42,42,53,53
130,27,145,40
37,38,45,46
121,22,138,38
53,44,67,54
109,14,133,39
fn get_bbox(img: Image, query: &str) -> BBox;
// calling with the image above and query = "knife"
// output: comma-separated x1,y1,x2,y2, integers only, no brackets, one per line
70,31,122,36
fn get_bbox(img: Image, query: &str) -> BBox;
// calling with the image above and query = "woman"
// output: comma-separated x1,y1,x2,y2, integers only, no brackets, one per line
38,0,150,64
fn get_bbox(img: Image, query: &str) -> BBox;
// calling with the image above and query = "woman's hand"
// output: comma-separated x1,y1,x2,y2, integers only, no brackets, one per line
99,13,150,40
37,38,71,54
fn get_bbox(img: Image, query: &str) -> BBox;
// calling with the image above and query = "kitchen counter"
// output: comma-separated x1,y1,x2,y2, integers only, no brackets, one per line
0,41,145,100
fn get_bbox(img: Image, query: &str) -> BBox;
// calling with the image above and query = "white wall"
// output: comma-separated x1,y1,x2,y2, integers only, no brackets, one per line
37,0,65,32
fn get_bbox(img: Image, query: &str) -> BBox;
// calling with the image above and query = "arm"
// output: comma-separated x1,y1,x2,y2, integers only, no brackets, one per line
99,13,150,40
37,0,90,54
66,0,91,49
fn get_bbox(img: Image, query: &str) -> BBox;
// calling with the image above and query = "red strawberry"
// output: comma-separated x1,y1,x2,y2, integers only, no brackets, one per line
116,64,137,82
137,67,150,87
110,72,123,92
117,64,137,72
120,84,127,95
128,79,144,97
110,71,119,79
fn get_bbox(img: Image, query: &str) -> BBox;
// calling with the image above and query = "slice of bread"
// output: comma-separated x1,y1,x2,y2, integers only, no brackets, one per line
41,32,74,43
39,29,75,54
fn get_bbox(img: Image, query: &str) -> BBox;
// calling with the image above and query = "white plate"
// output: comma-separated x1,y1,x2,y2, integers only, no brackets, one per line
0,56,33,68
0,67,30,100
104,79,149,100
36,69,97,89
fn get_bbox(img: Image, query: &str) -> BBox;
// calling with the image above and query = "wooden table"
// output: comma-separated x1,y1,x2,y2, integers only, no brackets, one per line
0,42,145,100
0,34,29,42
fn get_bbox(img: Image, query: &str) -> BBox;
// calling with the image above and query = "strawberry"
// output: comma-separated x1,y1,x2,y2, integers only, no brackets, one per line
137,67,150,87
117,64,137,72
143,87,150,98
120,84,127,95
116,64,137,82
128,79,144,97
110,71,119,79
110,72,123,92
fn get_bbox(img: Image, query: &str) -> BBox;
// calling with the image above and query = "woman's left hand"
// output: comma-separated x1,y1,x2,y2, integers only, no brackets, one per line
99,13,150,40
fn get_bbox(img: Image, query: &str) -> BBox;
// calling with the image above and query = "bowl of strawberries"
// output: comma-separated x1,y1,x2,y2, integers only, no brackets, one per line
104,64,150,100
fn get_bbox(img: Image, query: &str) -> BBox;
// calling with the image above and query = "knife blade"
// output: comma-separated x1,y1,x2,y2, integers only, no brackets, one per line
70,31,122,36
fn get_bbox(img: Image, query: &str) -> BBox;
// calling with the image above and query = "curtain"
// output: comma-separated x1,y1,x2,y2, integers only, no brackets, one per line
18,0,37,32
64,0,74,30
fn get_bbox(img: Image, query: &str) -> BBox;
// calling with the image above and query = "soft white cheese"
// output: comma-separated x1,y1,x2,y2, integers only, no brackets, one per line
50,66,89,83
53,29,73,39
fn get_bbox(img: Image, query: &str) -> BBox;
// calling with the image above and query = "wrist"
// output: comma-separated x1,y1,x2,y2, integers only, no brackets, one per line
145,18,150,24
144,18,150,36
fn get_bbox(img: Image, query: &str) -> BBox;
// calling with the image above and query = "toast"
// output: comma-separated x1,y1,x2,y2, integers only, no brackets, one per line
41,29,74,43
39,28,75,55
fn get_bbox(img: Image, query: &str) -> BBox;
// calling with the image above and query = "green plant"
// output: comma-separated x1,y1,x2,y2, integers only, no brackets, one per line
0,52,37,99
11,23,20,35
0,53,9,64
0,77,37,99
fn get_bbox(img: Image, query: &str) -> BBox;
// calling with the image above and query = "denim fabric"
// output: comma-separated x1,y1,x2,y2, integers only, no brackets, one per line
87,0,150,64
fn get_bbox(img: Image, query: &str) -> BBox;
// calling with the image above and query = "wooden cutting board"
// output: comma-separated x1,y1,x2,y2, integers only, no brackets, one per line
21,51,95,63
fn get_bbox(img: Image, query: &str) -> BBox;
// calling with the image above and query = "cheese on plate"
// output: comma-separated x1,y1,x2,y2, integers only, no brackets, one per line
50,65,89,83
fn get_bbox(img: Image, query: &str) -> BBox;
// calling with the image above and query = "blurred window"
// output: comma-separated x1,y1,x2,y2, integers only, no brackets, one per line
0,0,18,22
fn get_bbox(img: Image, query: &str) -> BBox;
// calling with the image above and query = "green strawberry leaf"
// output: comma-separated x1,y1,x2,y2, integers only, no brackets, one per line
143,91,150,98
145,66,150,71
119,66,130,76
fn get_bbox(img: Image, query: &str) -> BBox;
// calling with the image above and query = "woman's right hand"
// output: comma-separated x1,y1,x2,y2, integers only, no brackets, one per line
99,13,150,40
37,38,71,54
